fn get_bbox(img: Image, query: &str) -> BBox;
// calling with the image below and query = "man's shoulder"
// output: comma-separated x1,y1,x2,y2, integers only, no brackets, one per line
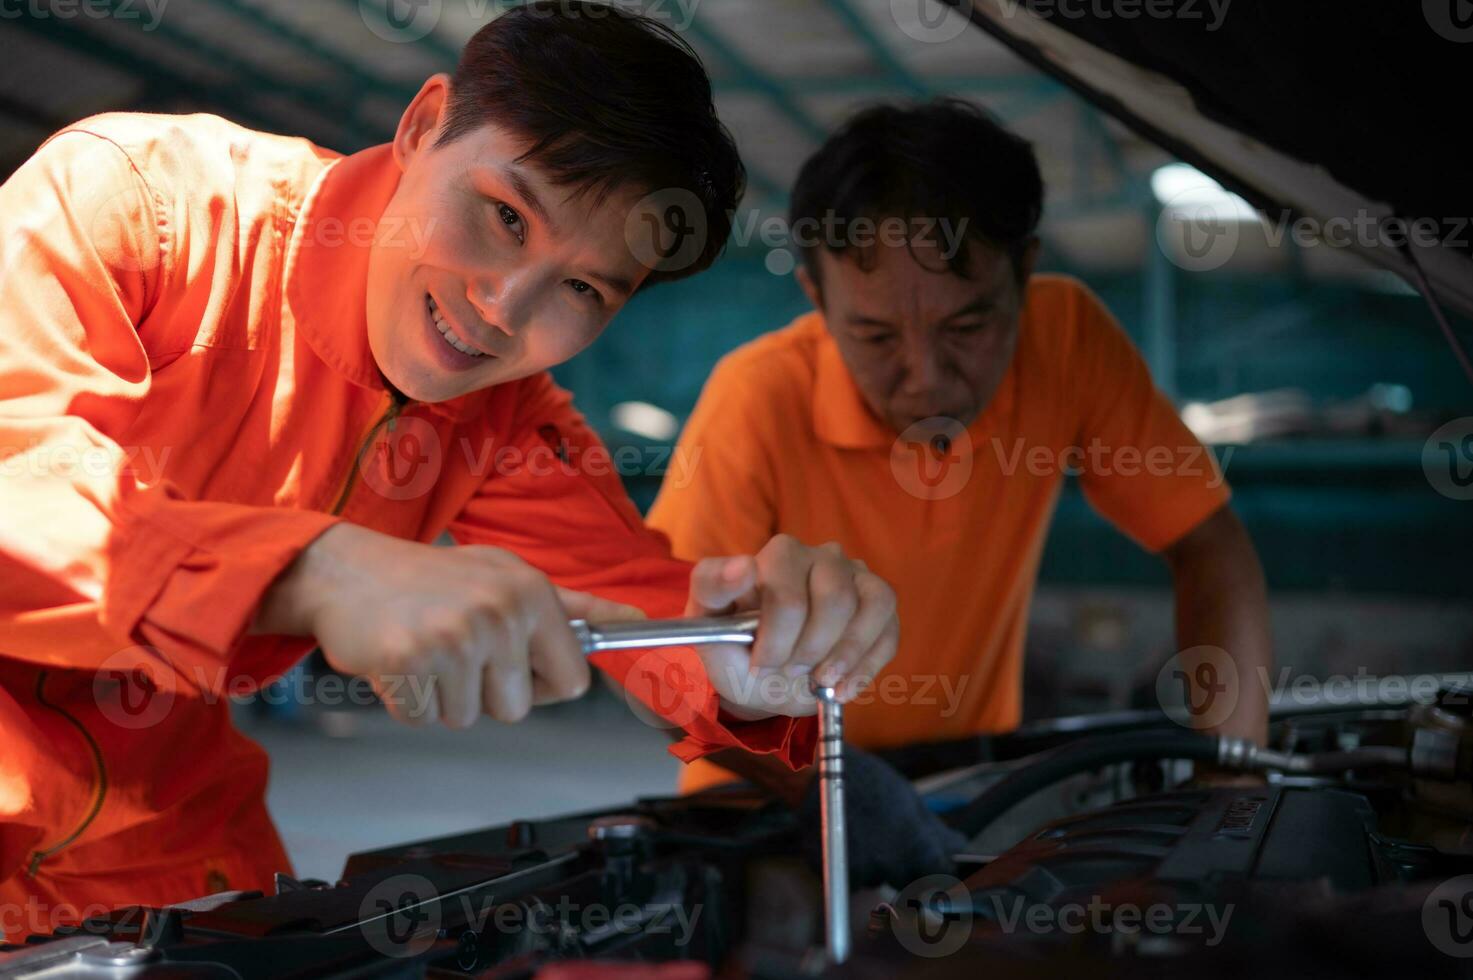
689,312,824,433
1022,273,1107,325
1018,272,1123,364
47,112,336,201
712,312,825,390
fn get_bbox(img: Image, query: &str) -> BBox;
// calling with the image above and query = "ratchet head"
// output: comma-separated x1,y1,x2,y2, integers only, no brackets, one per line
569,619,596,657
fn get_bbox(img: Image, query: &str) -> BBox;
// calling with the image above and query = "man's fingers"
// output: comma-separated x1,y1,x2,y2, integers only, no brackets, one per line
812,571,897,689
482,661,533,722
431,648,481,730
526,582,592,705
375,671,439,728
556,586,647,625
786,544,858,674
687,556,758,616
835,619,899,702
750,537,812,670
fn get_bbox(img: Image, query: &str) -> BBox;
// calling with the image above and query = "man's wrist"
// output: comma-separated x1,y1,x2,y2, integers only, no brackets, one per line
249,522,354,637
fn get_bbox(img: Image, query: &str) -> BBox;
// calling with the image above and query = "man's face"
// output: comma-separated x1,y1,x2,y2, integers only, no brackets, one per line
366,76,652,403
799,235,1035,434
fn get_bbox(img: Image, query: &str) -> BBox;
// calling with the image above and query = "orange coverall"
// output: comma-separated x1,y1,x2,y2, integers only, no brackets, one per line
0,113,811,940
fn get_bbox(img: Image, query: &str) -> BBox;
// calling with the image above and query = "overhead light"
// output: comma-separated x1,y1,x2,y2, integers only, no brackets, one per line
611,401,679,441
1150,163,1257,222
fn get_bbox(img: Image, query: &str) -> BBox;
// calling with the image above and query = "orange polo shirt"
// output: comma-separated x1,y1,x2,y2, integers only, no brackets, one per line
648,275,1230,792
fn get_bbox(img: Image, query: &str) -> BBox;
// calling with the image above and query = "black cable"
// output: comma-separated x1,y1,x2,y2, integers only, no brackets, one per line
945,731,1221,839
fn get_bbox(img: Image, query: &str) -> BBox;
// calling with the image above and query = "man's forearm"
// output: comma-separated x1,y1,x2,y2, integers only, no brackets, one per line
1164,506,1273,744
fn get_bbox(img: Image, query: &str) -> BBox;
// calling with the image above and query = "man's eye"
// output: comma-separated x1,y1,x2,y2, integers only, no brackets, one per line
567,279,603,304
858,334,894,346
496,203,524,241
948,321,988,336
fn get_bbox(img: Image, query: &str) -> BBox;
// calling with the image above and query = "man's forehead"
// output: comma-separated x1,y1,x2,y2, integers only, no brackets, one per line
824,237,1010,297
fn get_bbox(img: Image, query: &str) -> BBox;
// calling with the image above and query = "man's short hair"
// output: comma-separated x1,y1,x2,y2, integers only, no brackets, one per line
789,98,1043,285
437,1,744,288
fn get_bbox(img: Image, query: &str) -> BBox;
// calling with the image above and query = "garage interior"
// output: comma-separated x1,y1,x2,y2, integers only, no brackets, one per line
1,0,1471,976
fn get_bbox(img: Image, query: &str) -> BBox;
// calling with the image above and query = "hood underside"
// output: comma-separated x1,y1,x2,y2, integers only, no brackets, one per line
961,0,1473,318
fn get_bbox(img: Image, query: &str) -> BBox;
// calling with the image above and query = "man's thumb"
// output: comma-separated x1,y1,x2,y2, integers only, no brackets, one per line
556,587,647,624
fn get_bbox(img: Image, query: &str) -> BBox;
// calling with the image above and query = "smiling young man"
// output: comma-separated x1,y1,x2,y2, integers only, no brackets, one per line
649,100,1273,806
0,4,898,938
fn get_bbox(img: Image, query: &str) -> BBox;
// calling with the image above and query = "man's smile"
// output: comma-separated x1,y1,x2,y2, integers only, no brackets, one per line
425,292,496,369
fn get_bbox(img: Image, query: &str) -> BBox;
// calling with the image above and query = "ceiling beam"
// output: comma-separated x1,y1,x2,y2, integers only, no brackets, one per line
84,0,383,146
208,0,421,132
7,12,304,139
821,0,928,97
686,19,827,146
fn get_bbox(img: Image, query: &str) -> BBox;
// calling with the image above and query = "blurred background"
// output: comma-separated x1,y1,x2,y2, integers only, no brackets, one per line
3,0,1469,878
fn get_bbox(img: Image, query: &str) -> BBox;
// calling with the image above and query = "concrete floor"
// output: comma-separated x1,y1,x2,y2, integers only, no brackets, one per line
236,681,681,881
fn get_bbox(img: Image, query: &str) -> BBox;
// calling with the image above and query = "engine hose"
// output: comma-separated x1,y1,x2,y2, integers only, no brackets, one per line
946,732,1222,839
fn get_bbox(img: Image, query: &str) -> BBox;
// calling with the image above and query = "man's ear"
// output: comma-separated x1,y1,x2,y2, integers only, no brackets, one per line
393,74,453,171
795,263,823,311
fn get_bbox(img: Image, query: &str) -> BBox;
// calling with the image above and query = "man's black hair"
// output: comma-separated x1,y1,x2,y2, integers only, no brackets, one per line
437,1,744,288
789,98,1043,285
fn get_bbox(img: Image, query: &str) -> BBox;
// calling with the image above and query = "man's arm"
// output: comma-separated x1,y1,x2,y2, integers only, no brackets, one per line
1161,505,1272,745
1060,278,1272,744
0,130,339,679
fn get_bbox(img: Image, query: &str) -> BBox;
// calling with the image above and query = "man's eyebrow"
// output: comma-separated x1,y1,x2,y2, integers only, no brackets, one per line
585,269,635,298
846,313,896,329
497,164,554,231
940,295,1000,322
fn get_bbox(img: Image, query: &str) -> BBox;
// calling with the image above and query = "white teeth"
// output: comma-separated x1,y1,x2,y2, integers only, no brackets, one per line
427,296,486,358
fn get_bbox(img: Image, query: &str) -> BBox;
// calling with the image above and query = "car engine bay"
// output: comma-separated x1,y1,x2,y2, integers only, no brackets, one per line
5,681,1473,978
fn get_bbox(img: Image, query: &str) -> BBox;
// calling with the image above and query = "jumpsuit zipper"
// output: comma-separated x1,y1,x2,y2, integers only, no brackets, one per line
26,671,109,876
330,388,410,516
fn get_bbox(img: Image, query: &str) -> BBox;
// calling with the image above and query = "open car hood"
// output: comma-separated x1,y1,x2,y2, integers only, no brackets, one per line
960,0,1473,318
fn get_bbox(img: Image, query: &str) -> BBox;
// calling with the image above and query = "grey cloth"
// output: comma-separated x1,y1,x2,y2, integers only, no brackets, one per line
799,746,969,889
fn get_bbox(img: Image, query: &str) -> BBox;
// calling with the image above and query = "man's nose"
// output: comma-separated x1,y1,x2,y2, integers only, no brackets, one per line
466,276,528,338
899,337,943,393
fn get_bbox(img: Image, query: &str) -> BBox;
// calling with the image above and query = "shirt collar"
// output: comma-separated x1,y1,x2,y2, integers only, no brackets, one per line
281,143,493,423
809,309,1018,450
